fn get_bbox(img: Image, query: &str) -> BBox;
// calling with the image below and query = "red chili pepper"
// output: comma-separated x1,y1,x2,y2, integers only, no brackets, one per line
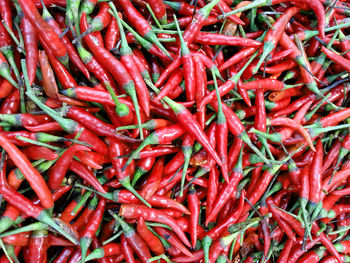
20,17,38,85
171,250,204,263
17,0,68,64
182,0,222,45
288,236,322,263
119,204,191,247
120,233,135,263
0,77,14,99
64,106,138,143
154,226,193,257
165,1,202,16
86,242,122,261
307,139,323,217
145,0,167,24
63,85,130,107
69,160,106,194
321,46,350,73
205,147,243,225
116,0,170,57
110,212,151,263
0,0,12,30
0,159,78,245
21,146,58,161
136,217,164,255
40,5,90,79
140,157,164,199
39,40,77,90
170,16,196,102
2,232,30,247
80,13,144,137
204,190,245,243
52,247,75,263
254,89,266,134
27,230,49,263
195,32,261,47
276,238,294,263
105,17,120,51
0,133,54,209
38,49,59,99
253,6,300,73
79,198,106,262
186,184,199,248
114,11,150,118
48,144,90,190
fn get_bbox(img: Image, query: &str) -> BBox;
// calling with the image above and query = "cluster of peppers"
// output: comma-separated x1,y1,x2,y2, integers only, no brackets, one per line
0,0,349,262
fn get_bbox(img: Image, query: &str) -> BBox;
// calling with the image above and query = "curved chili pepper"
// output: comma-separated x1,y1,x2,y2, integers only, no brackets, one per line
120,234,135,263
0,51,19,90
154,226,193,257
0,159,78,245
40,39,77,90
108,138,151,208
0,0,12,30
69,160,106,194
38,49,59,99
267,117,315,151
80,13,144,138
288,236,322,263
253,6,300,73
137,217,165,256
113,10,150,118
20,17,38,85
48,144,90,190
40,5,90,79
140,157,164,199
105,17,119,51
131,156,155,187
205,147,243,225
111,212,151,263
0,133,53,209
116,0,169,58
79,198,106,262
17,0,68,64
182,0,222,45
119,204,191,247
64,106,137,143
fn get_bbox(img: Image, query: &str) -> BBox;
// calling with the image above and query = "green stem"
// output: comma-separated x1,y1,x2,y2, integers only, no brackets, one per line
146,3,163,29
16,136,63,151
218,0,268,19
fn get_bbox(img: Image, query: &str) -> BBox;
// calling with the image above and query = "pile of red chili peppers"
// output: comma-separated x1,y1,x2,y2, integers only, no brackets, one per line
0,0,349,262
